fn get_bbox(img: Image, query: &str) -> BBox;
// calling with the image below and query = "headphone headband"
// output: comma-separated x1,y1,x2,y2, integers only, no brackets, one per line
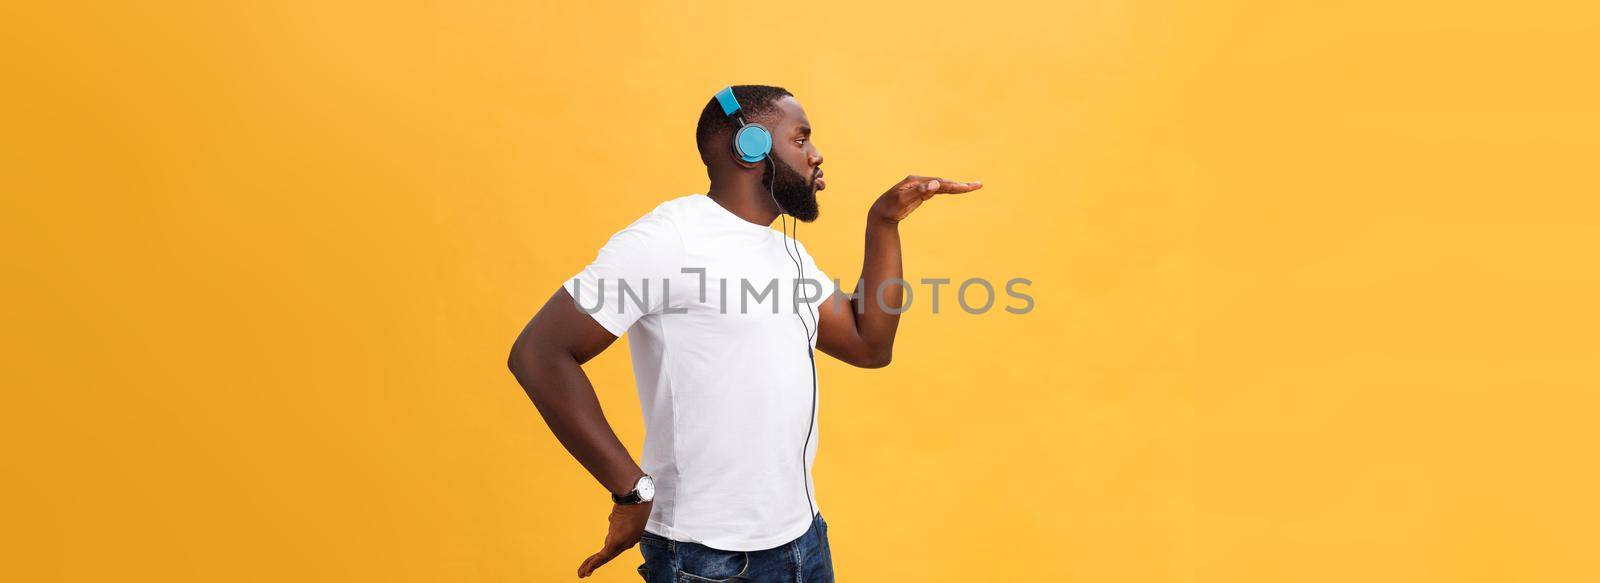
714,86,743,118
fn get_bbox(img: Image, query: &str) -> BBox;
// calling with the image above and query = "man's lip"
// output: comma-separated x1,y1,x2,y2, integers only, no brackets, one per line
815,171,826,191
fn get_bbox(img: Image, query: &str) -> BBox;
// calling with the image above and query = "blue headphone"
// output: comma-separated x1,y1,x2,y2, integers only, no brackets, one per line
714,86,773,164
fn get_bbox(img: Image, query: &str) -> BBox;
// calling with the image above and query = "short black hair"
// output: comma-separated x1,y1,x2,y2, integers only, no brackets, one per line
695,85,793,167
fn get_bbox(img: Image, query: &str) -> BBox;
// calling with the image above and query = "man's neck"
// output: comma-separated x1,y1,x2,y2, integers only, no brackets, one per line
707,181,780,227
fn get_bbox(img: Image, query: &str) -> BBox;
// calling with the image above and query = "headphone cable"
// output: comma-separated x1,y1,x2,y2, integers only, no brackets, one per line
769,159,820,522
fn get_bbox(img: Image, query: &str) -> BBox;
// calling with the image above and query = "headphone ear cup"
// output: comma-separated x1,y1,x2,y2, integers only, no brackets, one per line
733,123,772,163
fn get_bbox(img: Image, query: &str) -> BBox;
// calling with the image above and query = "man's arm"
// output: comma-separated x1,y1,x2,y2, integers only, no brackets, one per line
508,287,643,494
817,176,983,368
506,287,649,578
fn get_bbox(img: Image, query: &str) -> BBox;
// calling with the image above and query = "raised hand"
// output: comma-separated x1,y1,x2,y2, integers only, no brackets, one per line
869,175,984,223
576,501,652,578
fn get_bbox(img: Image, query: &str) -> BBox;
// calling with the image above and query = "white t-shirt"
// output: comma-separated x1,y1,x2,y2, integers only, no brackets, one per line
563,193,836,551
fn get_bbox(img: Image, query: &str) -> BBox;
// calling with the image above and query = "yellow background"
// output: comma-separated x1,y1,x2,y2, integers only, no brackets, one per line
4,1,1597,581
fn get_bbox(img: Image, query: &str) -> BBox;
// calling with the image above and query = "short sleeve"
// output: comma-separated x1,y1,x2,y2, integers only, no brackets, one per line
794,240,838,307
563,212,684,337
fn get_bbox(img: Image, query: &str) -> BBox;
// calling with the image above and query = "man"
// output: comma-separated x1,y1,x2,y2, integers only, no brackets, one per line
507,84,981,582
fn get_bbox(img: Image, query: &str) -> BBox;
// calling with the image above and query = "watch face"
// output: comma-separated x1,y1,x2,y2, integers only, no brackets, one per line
637,476,655,502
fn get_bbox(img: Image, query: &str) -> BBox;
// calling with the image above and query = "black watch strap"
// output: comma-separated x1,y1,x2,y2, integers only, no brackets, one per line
612,475,652,505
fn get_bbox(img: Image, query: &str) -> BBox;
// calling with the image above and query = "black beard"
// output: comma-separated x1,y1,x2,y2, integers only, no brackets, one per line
767,157,820,222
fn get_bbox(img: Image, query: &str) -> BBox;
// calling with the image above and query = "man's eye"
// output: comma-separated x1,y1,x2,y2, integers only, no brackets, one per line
795,139,806,146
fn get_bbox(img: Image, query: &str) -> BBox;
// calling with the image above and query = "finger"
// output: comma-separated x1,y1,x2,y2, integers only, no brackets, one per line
587,547,621,575
931,179,983,194
942,181,983,193
577,552,600,577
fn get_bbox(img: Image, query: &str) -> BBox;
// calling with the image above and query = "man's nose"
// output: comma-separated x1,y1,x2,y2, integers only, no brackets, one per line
810,148,824,168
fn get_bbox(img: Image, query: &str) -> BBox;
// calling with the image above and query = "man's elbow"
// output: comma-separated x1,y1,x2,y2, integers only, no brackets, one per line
857,348,892,369
507,344,527,376
507,336,542,377
507,340,554,406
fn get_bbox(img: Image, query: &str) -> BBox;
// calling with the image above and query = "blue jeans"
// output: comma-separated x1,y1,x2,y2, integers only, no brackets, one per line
636,513,834,582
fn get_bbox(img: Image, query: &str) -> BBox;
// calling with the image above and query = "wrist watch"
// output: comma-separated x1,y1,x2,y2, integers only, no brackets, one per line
612,474,655,505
